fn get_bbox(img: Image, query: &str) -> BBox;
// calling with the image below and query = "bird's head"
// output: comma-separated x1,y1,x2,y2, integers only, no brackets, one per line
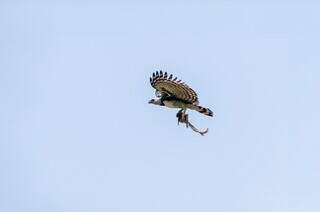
148,99,155,104
148,98,163,106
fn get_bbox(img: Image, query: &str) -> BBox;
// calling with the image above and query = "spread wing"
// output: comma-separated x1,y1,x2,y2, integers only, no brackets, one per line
150,71,199,105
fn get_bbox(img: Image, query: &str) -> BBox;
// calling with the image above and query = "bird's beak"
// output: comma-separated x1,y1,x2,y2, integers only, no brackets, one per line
148,100,153,104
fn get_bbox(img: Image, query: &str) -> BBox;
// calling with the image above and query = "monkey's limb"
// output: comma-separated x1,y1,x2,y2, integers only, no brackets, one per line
187,121,209,136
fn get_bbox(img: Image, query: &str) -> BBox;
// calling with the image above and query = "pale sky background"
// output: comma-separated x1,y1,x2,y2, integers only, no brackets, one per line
1,1,319,212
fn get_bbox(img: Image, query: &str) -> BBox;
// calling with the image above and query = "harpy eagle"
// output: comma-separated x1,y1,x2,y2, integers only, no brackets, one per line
148,71,213,135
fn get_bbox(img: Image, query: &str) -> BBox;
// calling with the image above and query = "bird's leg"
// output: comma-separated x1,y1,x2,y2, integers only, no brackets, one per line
182,109,189,128
176,109,183,125
184,114,189,128
176,109,189,128
184,109,188,128
176,109,187,126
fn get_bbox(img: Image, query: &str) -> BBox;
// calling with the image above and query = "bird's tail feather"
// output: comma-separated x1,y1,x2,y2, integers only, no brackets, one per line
189,105,213,117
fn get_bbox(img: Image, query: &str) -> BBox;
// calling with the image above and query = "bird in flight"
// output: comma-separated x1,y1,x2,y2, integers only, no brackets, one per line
148,71,213,135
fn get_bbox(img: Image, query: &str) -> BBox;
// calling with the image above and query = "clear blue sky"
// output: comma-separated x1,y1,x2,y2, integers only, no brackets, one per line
1,1,319,212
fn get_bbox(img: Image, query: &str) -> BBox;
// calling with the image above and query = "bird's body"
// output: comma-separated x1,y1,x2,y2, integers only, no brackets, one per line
149,71,213,117
148,71,213,135
154,95,189,109
163,98,187,109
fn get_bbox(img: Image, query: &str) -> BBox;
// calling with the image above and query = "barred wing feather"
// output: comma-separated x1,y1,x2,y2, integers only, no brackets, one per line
150,71,199,105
